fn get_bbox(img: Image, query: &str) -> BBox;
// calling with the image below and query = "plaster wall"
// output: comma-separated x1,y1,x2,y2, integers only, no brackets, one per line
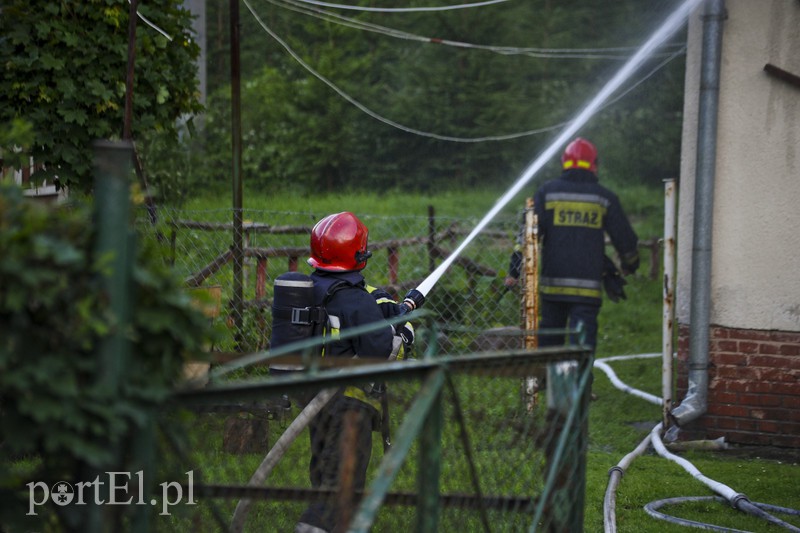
677,0,800,333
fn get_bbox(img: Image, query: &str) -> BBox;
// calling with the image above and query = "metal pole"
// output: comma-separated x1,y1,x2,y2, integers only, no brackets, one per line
94,140,134,390
122,0,158,225
672,0,725,426
230,0,244,344
523,198,538,350
89,139,134,533
416,378,443,532
662,179,677,428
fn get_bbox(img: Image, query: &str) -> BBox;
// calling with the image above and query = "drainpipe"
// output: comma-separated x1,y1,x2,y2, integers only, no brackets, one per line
670,0,725,426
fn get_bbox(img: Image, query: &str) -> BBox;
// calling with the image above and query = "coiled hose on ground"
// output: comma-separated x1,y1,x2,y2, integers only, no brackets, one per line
596,354,800,533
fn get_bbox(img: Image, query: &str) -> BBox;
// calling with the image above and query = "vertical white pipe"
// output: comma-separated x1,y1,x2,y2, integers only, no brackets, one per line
662,179,677,428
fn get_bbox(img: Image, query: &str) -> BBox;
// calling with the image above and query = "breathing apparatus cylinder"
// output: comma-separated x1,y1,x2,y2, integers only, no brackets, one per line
270,272,320,371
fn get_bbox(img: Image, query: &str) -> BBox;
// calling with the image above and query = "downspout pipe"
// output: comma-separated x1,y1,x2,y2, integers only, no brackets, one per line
671,0,725,426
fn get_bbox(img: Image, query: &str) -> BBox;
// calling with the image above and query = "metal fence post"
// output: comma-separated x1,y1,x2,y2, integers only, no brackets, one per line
417,380,443,532
86,139,134,533
94,140,134,390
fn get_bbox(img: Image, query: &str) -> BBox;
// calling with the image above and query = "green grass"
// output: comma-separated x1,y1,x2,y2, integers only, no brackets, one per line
162,186,799,532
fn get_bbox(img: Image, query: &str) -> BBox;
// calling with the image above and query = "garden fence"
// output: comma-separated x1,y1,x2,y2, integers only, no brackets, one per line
155,336,594,533
131,205,601,531
142,206,659,356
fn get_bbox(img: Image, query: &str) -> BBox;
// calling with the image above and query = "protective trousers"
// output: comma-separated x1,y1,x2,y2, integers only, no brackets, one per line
298,395,375,532
538,300,600,352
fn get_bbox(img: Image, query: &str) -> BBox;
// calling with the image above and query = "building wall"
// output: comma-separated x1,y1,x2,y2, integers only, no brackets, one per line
676,324,800,447
676,0,800,446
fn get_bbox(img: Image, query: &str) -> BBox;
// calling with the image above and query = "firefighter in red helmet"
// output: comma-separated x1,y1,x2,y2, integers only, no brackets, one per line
505,138,639,352
308,211,372,272
296,211,417,533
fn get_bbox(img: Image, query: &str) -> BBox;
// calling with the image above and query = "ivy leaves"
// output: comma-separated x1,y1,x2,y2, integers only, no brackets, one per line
0,0,203,191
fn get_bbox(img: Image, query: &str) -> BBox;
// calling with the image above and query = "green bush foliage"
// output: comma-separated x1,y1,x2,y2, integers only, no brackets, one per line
0,184,215,529
0,0,202,192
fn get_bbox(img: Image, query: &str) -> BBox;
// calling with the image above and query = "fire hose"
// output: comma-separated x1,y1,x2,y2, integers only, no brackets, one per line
229,388,338,533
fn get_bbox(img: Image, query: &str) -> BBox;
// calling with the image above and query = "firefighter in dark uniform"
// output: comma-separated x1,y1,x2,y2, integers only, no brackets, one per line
504,138,639,351
296,211,422,533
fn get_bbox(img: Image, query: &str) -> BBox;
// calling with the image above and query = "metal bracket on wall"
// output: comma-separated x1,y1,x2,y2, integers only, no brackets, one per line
763,63,800,90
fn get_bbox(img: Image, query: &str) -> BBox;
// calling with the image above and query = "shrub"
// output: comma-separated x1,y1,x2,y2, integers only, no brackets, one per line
0,184,216,530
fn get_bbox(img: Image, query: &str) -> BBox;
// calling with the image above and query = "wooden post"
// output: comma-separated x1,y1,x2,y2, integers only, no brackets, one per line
523,198,540,411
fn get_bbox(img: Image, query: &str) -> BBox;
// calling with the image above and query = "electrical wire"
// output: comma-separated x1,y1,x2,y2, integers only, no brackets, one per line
270,0,685,60
127,0,173,41
244,0,686,142
292,0,511,13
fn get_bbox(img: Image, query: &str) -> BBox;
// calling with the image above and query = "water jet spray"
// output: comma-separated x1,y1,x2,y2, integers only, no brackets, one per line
413,0,703,299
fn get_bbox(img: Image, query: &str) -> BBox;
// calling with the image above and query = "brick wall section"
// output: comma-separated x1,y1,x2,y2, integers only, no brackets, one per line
676,324,800,448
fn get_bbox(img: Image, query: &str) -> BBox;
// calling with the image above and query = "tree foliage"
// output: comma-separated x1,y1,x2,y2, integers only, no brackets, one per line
0,184,217,530
0,0,687,199
187,0,687,197
0,0,203,192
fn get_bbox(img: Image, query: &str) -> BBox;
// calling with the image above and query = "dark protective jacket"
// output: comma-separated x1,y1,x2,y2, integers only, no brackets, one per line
512,169,639,305
310,270,394,359
311,270,395,414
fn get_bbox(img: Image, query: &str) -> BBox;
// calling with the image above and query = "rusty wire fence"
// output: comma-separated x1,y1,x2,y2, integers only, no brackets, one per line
145,206,526,356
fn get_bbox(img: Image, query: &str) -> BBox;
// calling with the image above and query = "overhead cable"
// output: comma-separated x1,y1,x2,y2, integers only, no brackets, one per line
292,0,511,13
273,0,684,60
244,0,685,143
127,0,173,41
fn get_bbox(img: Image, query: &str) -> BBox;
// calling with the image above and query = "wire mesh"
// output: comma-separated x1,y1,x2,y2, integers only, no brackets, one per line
141,206,524,355
154,343,592,533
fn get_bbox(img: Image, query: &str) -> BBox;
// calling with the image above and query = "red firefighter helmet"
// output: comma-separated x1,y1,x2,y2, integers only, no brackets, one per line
308,212,372,272
562,138,598,173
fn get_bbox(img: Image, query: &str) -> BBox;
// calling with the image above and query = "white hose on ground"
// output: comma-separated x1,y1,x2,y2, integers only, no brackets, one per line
599,354,800,532
603,424,658,533
649,423,743,503
230,388,338,533
594,353,662,406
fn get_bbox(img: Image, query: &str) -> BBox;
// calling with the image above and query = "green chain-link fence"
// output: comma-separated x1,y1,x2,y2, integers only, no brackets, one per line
152,338,593,533
132,205,597,532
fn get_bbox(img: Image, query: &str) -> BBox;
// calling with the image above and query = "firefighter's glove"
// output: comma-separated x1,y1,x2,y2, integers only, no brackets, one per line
389,322,415,361
402,289,425,312
602,255,627,303
398,322,415,346
389,336,403,361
